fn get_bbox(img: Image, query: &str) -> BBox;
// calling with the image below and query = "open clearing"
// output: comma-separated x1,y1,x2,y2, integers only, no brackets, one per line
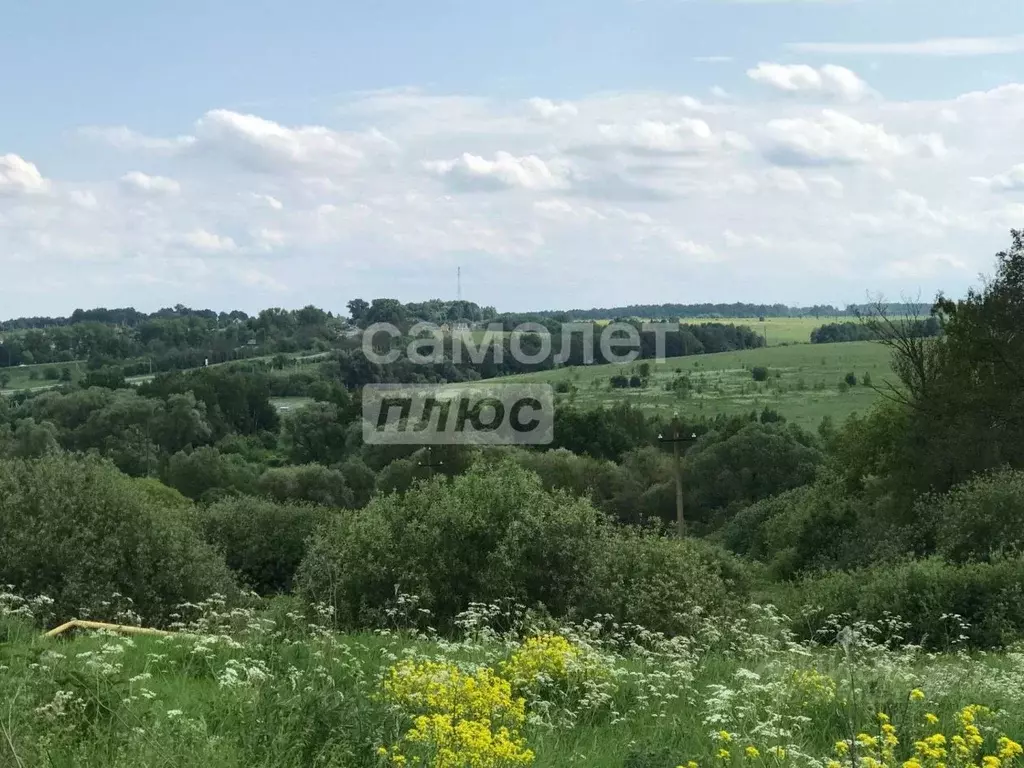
500,340,892,428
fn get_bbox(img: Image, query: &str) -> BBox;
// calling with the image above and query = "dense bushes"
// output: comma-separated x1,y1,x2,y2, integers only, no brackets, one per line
298,459,606,628
0,454,233,625
297,459,748,634
577,532,749,636
919,469,1024,563
201,497,328,594
780,557,1024,649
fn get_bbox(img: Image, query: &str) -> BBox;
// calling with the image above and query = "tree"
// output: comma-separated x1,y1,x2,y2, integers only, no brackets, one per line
281,402,351,465
862,231,1024,495
751,366,769,382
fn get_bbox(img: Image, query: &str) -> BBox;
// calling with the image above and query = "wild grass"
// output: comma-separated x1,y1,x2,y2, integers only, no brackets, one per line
2,592,1023,768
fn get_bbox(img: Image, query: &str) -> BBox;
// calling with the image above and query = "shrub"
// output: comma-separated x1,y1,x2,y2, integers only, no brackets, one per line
298,459,609,629
845,372,858,387
780,557,1024,649
162,446,260,501
201,496,327,593
0,454,234,625
577,532,749,636
922,469,1024,563
751,366,769,382
257,464,354,508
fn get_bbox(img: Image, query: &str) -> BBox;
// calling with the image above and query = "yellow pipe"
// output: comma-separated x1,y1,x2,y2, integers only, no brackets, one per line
43,620,178,639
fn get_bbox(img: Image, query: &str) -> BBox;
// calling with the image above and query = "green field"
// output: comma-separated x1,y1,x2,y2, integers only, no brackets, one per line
0,360,87,393
501,340,893,428
711,315,831,346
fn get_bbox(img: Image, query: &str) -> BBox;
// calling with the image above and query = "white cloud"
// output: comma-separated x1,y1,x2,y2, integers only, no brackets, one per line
883,253,969,278
424,151,572,192
8,80,1024,315
763,110,947,166
528,98,579,119
747,62,873,101
789,35,1024,57
119,171,181,196
973,163,1024,192
596,119,719,153
180,229,237,253
190,109,393,174
0,154,50,195
79,126,195,152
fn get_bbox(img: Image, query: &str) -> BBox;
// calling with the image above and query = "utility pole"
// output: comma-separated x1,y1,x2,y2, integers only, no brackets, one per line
658,416,697,537
418,446,444,477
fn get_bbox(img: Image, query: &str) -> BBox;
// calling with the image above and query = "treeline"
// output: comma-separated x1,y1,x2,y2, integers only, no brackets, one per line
1,304,253,330
809,316,941,344
0,305,340,370
346,298,498,327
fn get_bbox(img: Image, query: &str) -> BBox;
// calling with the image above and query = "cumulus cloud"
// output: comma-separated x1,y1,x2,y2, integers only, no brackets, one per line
189,109,399,174
424,151,572,192
8,80,1024,315
973,164,1024,192
763,110,947,166
0,154,50,195
528,98,579,119
180,229,237,253
596,119,723,154
119,171,181,196
747,63,873,101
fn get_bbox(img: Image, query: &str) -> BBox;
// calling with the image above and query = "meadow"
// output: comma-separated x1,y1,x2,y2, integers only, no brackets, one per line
501,341,891,429
3,592,1023,768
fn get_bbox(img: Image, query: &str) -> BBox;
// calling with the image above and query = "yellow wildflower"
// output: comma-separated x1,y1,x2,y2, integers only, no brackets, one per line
925,713,940,726
999,739,1024,761
910,689,926,702
983,757,1002,768
746,746,761,759
719,749,732,760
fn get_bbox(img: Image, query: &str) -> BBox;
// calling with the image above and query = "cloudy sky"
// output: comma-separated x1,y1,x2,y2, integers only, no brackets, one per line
3,0,1024,317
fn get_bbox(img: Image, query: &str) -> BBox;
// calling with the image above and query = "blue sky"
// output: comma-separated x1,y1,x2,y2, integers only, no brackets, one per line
3,0,1024,316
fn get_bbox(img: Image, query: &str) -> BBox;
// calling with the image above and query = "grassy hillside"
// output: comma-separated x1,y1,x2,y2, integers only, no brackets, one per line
498,341,892,428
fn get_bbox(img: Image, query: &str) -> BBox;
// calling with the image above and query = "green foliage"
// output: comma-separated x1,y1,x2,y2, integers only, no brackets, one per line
751,366,769,382
921,469,1024,563
577,532,749,636
162,447,260,501
298,459,609,629
681,423,822,526
0,453,233,624
844,372,858,387
257,464,354,508
201,496,328,593
784,556,1024,649
280,401,351,465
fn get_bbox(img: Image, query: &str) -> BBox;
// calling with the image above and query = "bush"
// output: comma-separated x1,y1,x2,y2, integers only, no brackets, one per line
298,459,610,629
201,497,327,593
845,372,858,387
0,454,234,625
162,446,260,501
780,557,1024,649
577,532,749,636
922,469,1024,563
751,366,769,382
257,464,354,508
298,458,748,634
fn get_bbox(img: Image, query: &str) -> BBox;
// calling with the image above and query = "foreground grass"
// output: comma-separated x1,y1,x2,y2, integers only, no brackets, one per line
2,596,1023,768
